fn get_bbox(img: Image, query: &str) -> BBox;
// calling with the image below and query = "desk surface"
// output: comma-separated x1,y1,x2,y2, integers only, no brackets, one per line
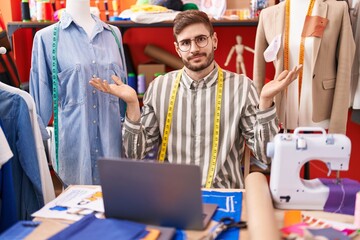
24,184,359,240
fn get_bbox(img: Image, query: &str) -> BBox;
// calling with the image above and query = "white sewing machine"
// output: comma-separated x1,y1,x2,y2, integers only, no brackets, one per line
267,127,351,210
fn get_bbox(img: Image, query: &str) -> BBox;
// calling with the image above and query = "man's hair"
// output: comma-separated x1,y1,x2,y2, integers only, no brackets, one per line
173,10,214,41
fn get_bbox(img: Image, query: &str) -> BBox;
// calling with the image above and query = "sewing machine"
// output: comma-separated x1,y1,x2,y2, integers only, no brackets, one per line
267,127,351,210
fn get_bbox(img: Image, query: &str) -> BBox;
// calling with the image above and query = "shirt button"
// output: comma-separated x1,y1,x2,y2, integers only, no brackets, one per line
93,120,97,124
95,149,98,153
93,90,96,94
95,164,98,167
92,74,97,78
94,177,97,181
93,105,96,108
92,60,96,64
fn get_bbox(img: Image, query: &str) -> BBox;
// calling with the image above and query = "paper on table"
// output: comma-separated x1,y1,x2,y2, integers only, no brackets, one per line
55,187,104,213
31,186,104,221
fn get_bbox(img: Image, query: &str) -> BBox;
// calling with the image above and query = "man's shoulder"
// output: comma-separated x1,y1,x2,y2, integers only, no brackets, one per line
222,69,252,83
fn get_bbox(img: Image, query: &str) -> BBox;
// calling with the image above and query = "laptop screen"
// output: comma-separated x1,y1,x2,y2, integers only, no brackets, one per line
98,158,216,230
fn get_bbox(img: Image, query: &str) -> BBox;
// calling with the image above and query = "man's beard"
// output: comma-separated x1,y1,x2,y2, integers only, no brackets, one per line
182,51,214,72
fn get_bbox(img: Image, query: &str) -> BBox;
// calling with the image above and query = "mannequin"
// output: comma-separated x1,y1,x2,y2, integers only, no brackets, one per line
253,0,355,134
224,35,255,75
30,0,127,186
65,0,95,37
350,0,360,123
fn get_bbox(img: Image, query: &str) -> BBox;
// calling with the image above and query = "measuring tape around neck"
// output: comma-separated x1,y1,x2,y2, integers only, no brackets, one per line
158,66,224,188
282,0,316,130
52,23,60,172
284,0,316,105
298,0,315,104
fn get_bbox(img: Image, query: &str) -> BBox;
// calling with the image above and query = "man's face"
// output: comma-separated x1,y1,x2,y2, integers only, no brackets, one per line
174,23,218,72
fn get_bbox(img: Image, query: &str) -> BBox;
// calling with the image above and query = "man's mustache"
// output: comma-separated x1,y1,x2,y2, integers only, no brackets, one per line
187,53,206,60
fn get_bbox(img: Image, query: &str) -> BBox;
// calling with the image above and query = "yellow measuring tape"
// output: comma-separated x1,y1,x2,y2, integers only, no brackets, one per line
158,66,224,188
284,0,316,104
158,68,183,162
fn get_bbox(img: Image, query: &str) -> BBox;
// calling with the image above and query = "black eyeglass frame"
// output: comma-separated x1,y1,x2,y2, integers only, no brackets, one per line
176,35,212,52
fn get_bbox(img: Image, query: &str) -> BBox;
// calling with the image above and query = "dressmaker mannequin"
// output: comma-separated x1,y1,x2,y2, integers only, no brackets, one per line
30,0,126,186
66,0,95,37
253,0,355,133
284,0,330,130
349,0,360,123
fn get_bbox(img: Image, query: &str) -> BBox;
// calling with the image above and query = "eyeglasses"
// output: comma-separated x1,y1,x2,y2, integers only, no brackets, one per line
177,35,211,52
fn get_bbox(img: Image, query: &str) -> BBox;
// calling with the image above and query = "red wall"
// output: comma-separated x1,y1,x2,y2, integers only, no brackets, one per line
8,2,360,182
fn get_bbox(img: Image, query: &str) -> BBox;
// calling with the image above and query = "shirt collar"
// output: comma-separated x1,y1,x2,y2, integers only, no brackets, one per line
182,63,219,90
59,11,112,32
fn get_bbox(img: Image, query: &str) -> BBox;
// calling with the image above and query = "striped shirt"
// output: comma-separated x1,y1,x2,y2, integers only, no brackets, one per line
123,64,279,188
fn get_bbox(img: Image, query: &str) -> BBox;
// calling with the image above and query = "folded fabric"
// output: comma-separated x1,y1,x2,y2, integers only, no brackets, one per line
48,214,148,240
0,221,40,240
320,178,360,215
119,9,179,24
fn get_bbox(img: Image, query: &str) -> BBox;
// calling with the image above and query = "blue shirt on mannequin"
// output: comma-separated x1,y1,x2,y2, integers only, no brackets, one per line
30,12,127,185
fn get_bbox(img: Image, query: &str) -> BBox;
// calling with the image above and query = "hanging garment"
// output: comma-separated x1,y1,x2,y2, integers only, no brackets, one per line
0,82,55,203
0,89,44,221
253,0,355,133
30,12,127,185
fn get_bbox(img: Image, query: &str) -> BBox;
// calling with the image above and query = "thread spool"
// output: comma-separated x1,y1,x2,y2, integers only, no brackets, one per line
44,1,52,21
127,73,137,92
154,72,164,79
21,0,31,22
354,192,360,228
36,1,44,21
112,0,118,16
137,74,146,96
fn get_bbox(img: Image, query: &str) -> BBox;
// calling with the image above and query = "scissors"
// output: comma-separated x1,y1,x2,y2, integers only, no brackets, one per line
201,217,247,240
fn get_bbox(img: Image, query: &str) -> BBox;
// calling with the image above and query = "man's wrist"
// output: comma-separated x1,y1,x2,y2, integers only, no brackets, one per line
126,101,141,122
259,97,273,110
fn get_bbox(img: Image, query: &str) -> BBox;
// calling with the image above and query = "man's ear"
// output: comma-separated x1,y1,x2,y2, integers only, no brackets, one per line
174,42,182,57
212,32,218,50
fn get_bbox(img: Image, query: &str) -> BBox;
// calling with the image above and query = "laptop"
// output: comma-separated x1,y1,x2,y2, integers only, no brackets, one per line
98,157,217,230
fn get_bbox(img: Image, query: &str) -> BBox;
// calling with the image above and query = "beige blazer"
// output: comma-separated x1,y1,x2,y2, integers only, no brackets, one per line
253,0,355,134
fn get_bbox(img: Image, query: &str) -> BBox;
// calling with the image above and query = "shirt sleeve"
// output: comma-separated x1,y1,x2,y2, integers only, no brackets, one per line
122,81,161,159
240,81,279,165
29,28,54,136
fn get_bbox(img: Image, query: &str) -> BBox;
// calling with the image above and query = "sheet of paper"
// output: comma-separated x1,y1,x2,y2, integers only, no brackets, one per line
55,187,104,212
31,186,104,221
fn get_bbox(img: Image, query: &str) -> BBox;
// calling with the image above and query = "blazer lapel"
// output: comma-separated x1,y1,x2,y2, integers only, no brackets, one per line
312,0,328,71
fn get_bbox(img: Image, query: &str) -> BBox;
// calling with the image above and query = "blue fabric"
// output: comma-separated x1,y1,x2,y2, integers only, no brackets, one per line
29,12,127,185
0,160,17,233
202,191,242,240
0,122,17,233
0,90,44,221
0,221,40,240
173,191,243,240
48,214,147,240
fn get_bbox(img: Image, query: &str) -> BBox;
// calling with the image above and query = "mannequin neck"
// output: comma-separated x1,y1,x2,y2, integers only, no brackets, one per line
66,0,95,37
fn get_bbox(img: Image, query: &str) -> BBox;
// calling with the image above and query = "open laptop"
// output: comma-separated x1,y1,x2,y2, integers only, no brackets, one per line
98,157,217,230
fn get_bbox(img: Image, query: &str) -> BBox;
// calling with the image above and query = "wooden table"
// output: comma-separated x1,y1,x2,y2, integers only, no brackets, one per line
25,184,358,240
